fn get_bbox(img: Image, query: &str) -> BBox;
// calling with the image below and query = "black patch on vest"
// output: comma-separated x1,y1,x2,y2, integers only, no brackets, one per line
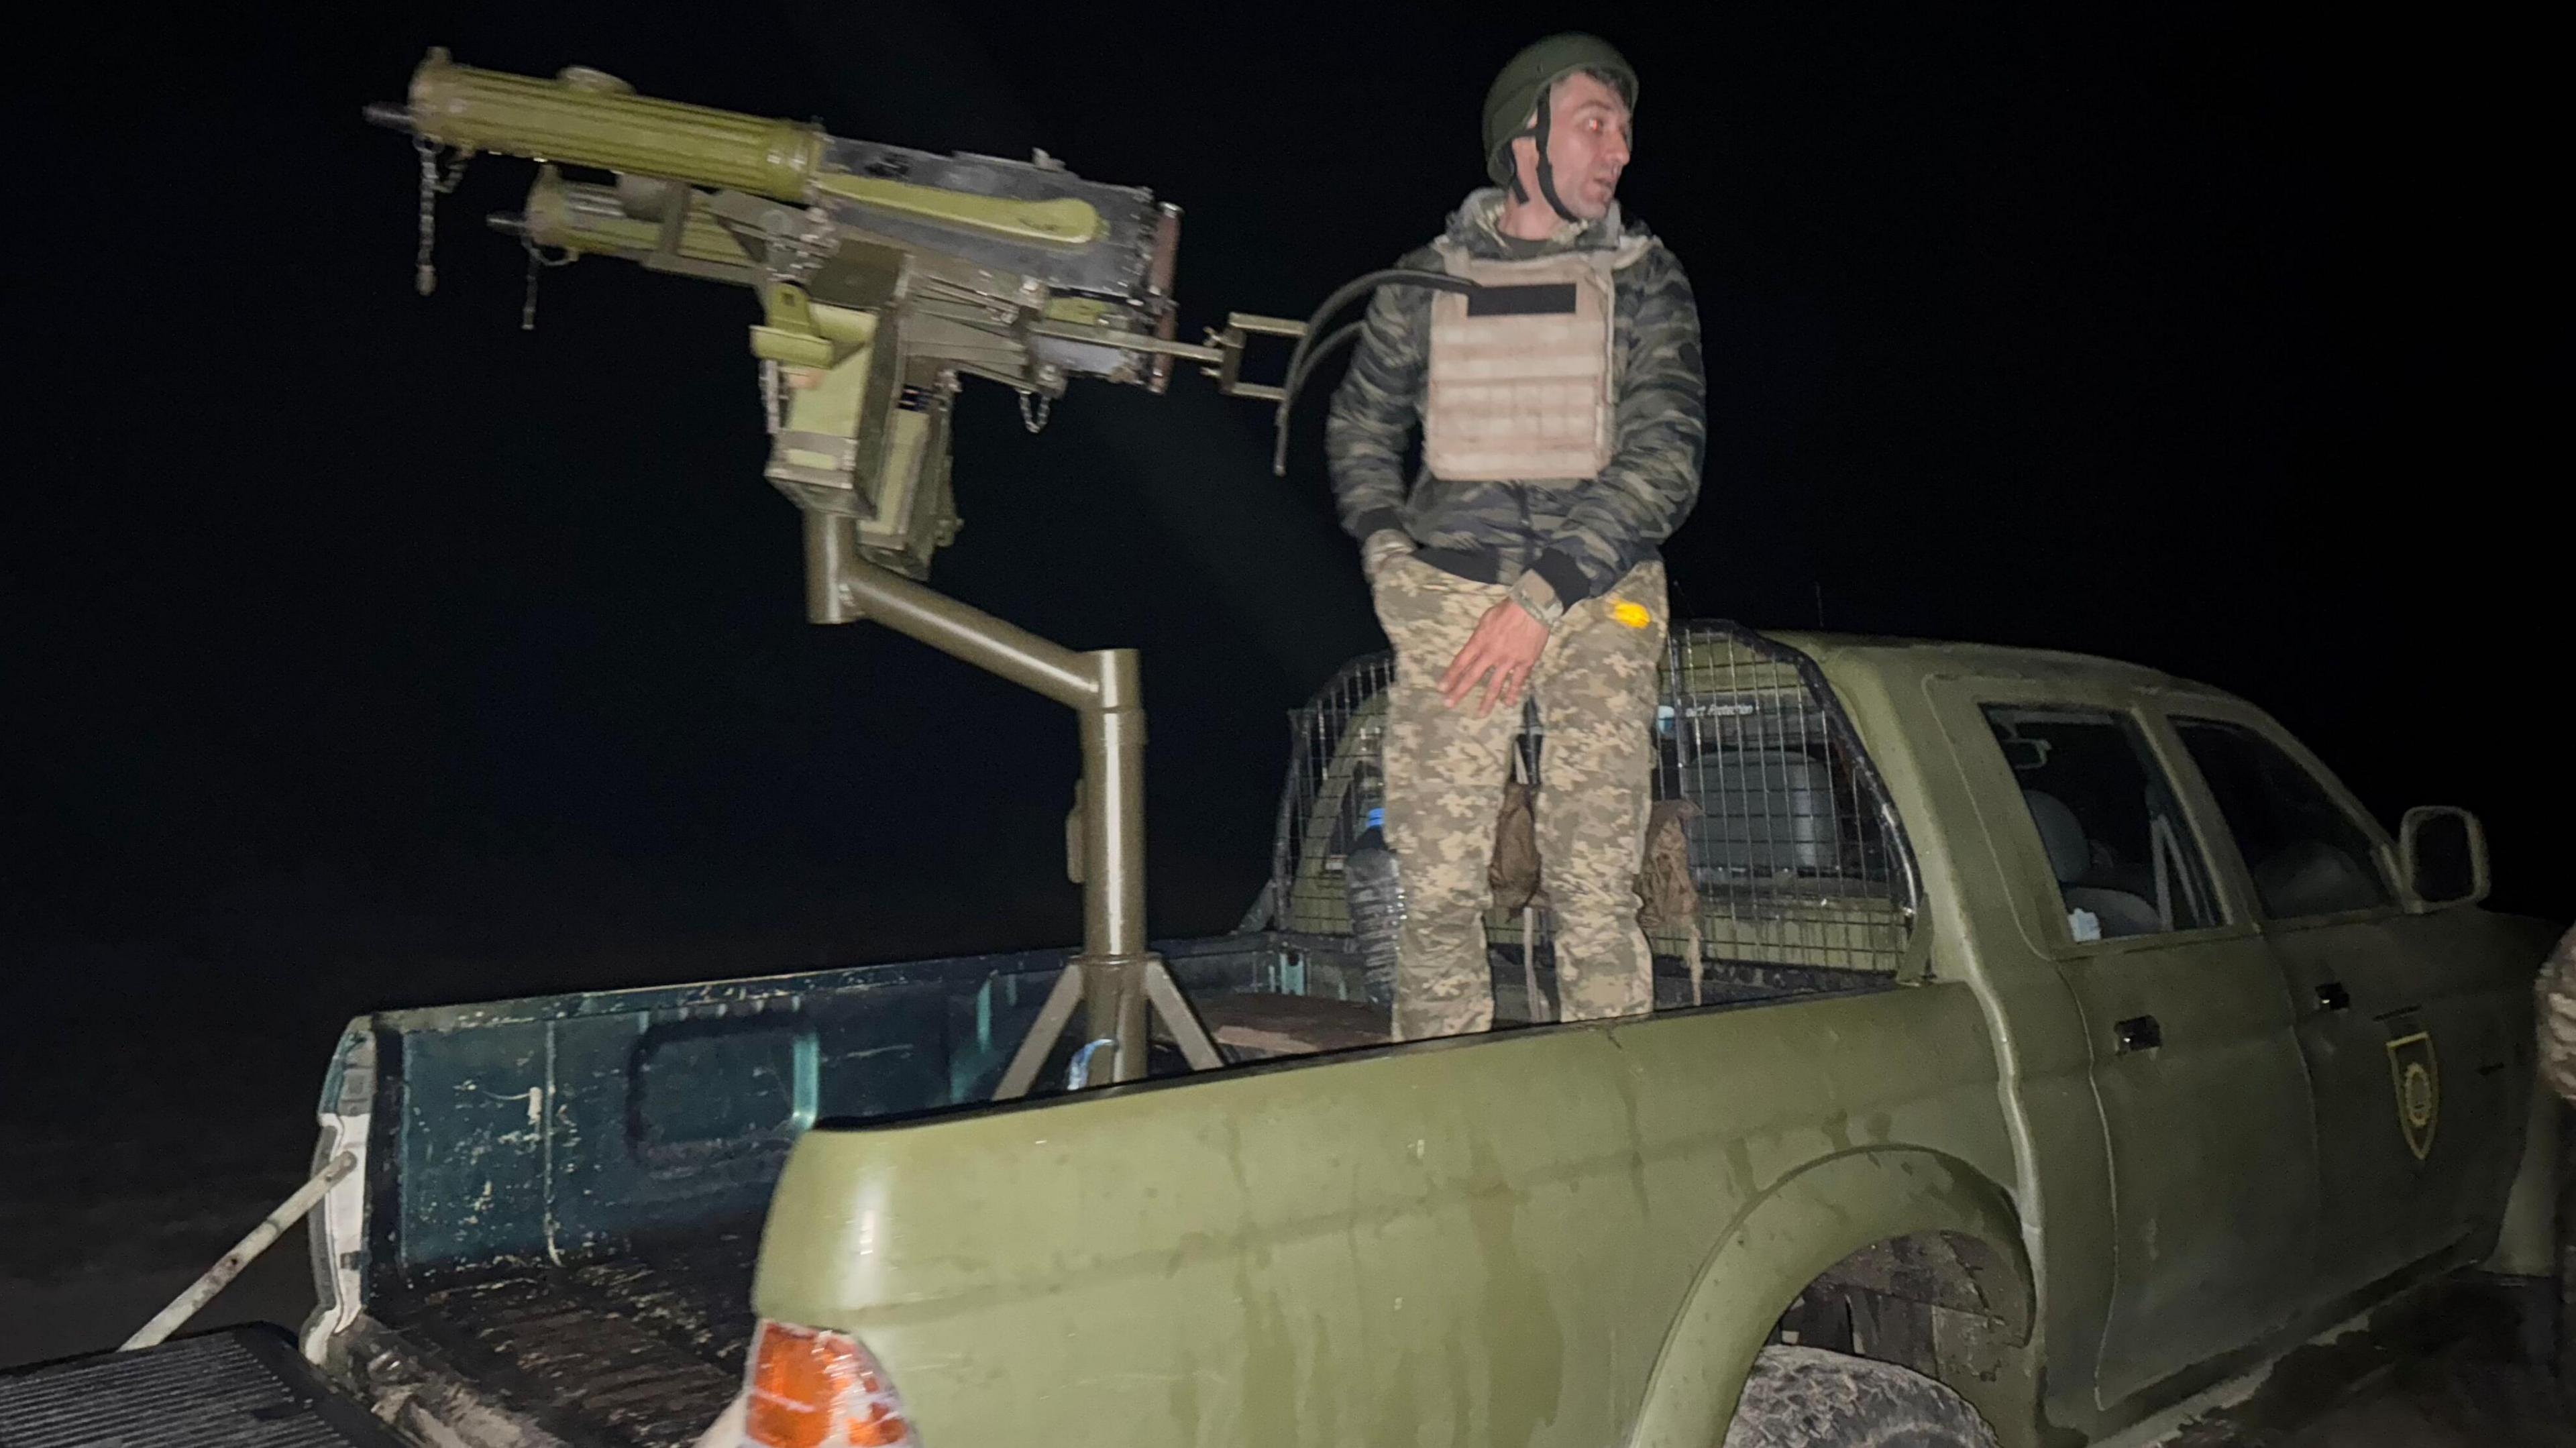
1466,283,1579,317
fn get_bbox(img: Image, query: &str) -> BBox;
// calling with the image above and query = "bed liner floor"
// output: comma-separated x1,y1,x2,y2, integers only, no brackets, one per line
370,1223,758,1448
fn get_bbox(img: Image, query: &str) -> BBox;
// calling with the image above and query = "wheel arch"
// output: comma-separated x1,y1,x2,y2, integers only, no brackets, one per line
1627,1146,2033,1448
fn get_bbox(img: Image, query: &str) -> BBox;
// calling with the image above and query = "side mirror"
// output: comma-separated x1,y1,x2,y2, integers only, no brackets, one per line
2399,805,2489,910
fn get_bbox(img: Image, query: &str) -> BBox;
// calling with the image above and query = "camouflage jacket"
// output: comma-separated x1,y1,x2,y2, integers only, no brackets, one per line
1324,188,1707,608
2540,922,2576,1106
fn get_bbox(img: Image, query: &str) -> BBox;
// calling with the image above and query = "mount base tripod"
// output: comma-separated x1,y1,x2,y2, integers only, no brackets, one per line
989,950,1220,1099
802,513,1222,1093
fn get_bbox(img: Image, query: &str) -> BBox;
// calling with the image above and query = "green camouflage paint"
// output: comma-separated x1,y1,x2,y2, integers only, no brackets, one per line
747,637,2547,1448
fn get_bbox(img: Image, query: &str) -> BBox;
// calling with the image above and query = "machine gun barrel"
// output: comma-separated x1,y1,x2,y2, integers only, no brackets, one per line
381,50,822,202
500,171,757,278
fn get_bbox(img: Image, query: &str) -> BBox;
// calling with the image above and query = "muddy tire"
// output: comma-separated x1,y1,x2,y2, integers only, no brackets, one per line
1720,1345,1999,1448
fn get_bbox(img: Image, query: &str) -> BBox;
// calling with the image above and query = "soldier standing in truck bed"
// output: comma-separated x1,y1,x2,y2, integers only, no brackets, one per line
1326,33,1706,1041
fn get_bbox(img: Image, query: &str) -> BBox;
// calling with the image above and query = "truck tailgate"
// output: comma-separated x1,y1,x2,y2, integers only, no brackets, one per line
0,1326,406,1448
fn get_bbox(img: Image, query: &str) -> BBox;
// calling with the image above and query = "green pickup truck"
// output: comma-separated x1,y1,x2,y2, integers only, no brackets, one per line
290,623,2557,1448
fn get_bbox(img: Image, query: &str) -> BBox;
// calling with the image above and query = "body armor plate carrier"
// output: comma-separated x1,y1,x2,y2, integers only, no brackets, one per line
1421,234,1657,482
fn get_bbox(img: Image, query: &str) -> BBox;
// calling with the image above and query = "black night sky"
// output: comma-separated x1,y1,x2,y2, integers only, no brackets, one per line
4,3,2563,1073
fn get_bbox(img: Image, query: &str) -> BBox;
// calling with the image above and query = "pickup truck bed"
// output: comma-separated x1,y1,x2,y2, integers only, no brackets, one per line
315,939,1282,1448
309,932,1883,1448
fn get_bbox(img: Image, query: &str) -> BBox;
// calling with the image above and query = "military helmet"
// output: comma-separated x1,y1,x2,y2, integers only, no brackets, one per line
1482,32,1640,186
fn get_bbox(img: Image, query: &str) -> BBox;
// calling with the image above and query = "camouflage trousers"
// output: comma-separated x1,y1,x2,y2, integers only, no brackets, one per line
1371,555,1669,1041
2540,922,2576,1107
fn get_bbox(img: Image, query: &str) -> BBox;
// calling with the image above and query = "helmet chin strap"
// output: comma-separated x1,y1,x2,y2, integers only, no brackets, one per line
1505,80,1585,227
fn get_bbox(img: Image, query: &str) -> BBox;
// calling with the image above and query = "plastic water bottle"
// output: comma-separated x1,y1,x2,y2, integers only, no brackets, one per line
1345,807,1403,1010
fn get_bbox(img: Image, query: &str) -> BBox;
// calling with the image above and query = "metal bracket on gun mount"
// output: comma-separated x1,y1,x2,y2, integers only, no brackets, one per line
1021,309,1303,400
1091,271,1485,476
1029,266,1481,478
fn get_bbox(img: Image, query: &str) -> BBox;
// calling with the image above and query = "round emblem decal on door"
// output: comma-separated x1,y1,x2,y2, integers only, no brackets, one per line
2401,1062,2434,1127
2385,1030,2440,1162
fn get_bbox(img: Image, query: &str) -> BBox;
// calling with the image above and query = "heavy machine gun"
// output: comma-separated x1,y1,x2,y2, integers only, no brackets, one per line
369,48,1305,592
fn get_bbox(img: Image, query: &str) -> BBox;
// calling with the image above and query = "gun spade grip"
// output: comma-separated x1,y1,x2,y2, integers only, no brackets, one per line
408,52,824,203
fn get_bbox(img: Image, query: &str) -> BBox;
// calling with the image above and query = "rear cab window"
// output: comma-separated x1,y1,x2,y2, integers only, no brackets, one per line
1982,706,2226,944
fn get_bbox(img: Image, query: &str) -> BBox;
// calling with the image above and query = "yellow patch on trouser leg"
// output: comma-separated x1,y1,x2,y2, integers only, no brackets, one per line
1611,600,1652,628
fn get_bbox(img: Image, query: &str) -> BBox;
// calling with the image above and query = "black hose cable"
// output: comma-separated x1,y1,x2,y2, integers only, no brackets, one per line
1270,268,1479,476
1277,321,1361,431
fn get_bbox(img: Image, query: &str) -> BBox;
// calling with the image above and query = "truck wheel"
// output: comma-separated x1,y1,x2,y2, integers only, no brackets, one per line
1720,1345,1999,1448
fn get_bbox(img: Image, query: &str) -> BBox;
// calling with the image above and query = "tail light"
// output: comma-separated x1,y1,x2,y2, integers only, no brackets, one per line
743,1319,920,1448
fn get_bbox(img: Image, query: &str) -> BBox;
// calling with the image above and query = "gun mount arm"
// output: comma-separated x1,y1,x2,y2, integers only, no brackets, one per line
814,537,1220,1089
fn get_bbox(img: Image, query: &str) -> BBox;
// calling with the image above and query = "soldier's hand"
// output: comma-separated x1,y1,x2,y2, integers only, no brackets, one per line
1442,600,1550,716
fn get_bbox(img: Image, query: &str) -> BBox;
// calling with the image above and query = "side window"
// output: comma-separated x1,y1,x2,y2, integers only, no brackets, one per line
1984,706,2224,941
2174,719,2390,919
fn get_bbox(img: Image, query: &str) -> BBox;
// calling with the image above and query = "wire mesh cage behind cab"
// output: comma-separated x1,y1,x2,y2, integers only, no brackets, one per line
1266,622,1921,977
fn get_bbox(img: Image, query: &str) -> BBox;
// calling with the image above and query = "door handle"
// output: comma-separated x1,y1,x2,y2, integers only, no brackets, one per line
2114,1015,2162,1054
2314,981,2351,1012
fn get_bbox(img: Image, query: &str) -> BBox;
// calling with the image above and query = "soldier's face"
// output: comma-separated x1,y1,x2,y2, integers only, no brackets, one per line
1519,71,1632,220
